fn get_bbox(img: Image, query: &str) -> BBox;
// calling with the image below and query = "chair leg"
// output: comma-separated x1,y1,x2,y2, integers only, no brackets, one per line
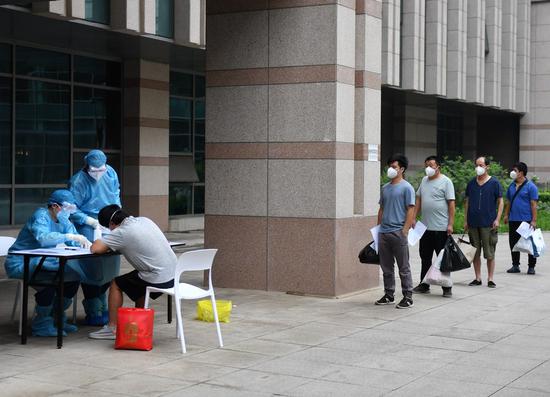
72,289,78,323
210,294,224,348
174,298,186,353
11,281,20,322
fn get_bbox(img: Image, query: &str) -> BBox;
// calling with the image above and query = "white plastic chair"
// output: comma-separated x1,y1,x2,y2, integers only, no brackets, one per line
0,236,23,335
144,249,223,353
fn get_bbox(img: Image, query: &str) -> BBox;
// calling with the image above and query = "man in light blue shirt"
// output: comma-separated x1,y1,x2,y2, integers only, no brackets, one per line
375,154,416,309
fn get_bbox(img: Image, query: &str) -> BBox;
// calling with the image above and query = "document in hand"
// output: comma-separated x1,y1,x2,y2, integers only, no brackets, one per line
408,221,427,246
516,221,534,239
370,225,380,253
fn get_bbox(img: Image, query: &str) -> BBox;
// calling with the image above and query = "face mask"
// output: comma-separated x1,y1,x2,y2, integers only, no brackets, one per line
475,166,485,176
88,165,107,181
61,202,77,214
387,167,398,179
57,209,70,223
510,170,518,180
425,166,436,177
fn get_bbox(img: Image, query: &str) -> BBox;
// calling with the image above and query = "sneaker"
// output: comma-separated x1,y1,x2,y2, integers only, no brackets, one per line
507,265,520,273
442,288,452,298
375,294,395,305
412,284,430,294
527,267,536,275
89,325,116,340
396,297,414,309
468,279,482,286
487,281,496,288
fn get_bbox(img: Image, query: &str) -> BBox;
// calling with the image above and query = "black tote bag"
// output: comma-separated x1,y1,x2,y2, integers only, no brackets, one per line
358,241,380,264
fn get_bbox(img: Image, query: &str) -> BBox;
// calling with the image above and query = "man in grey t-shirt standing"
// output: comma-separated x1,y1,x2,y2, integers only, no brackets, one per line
375,154,416,309
88,205,177,340
413,155,456,297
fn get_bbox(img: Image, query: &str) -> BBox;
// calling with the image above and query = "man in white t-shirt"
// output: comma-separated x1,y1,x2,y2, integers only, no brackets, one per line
413,155,456,297
88,205,177,340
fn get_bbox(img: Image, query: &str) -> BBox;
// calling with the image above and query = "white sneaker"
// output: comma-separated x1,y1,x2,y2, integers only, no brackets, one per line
89,325,116,340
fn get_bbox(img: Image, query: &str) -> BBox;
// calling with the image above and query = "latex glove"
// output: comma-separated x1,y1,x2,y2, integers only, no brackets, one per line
66,234,92,249
85,217,99,228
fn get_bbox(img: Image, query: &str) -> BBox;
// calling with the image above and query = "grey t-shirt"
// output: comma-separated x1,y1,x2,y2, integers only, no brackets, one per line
102,216,177,284
416,175,455,231
379,180,416,233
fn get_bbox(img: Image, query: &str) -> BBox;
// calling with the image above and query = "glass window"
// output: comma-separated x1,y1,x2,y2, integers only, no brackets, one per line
14,188,55,224
170,72,193,97
0,189,9,225
170,97,192,153
74,56,121,87
0,43,11,74
74,87,121,150
194,100,205,182
15,79,70,184
195,75,205,98
0,77,11,184
85,0,110,24
193,185,204,214
156,0,174,38
169,183,192,215
16,46,70,81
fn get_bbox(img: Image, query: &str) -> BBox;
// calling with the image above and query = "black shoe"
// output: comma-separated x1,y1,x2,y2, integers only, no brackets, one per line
507,265,520,273
396,297,414,309
487,281,496,288
527,267,536,275
412,284,430,294
469,279,482,286
375,294,395,305
442,288,452,298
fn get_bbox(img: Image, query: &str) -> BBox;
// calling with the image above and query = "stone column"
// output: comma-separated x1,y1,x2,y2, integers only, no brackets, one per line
516,0,530,113
123,59,170,230
425,0,447,96
205,1,380,296
484,0,502,108
466,0,485,103
382,0,400,86
446,0,467,100
401,0,425,91
501,0,517,110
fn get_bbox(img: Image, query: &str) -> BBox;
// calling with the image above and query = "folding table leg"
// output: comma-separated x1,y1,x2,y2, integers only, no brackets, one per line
21,256,29,345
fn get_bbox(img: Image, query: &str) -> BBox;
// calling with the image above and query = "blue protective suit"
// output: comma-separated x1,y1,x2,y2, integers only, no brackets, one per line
68,164,121,286
4,207,81,281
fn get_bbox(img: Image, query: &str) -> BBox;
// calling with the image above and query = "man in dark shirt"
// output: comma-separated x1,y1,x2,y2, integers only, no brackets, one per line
464,156,503,288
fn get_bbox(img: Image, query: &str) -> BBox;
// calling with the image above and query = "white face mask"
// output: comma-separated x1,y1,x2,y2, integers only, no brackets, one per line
387,167,398,179
425,166,437,177
510,170,518,180
88,165,107,181
475,166,486,176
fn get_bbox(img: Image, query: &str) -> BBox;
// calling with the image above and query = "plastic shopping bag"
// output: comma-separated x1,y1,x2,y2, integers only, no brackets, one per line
532,228,545,257
457,236,477,264
115,308,154,351
512,236,535,256
422,251,453,288
440,236,471,272
358,241,380,264
196,300,232,323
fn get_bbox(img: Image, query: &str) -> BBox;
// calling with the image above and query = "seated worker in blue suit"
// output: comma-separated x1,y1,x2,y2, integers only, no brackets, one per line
69,149,121,326
4,190,91,337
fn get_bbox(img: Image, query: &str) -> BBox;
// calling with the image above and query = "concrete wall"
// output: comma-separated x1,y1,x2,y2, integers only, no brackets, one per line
205,0,382,297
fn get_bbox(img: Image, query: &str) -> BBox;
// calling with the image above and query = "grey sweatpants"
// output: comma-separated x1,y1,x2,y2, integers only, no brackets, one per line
379,231,413,298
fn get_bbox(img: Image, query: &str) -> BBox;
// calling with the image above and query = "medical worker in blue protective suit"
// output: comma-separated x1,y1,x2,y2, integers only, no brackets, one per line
4,190,90,337
69,149,121,325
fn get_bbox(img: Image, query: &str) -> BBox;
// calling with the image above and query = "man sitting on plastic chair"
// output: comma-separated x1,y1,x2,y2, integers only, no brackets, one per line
88,205,176,340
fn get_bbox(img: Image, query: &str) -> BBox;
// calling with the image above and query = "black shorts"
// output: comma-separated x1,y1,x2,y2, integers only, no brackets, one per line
115,270,174,302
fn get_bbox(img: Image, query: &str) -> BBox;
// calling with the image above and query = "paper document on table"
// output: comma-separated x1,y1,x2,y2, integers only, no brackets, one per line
12,247,91,256
408,221,427,246
370,225,380,253
516,221,533,239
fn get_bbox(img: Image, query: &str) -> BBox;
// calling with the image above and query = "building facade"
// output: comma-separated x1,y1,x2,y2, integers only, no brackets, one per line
1,0,549,296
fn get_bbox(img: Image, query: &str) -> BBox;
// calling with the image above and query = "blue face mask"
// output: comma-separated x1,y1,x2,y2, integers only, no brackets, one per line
57,209,70,223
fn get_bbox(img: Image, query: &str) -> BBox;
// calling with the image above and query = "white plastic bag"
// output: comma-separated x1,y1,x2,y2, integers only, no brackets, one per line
532,228,545,257
422,251,453,288
512,236,534,255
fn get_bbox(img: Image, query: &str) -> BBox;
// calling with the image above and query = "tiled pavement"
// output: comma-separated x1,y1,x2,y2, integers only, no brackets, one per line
0,231,549,396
